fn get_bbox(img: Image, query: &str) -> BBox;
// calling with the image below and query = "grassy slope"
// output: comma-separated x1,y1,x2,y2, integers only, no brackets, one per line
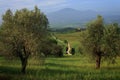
0,32,120,80
55,32,80,46
55,32,81,54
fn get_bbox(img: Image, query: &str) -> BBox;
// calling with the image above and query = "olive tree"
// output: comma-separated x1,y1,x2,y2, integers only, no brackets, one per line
0,6,49,73
80,16,120,69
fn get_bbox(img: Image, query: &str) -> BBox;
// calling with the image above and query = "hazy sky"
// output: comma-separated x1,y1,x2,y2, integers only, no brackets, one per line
0,0,120,16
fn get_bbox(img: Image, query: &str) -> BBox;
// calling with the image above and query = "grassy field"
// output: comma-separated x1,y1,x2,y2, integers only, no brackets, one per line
55,32,82,54
0,32,120,80
55,32,81,46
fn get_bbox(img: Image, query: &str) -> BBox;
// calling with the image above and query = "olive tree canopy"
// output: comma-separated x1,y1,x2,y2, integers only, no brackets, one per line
0,6,49,73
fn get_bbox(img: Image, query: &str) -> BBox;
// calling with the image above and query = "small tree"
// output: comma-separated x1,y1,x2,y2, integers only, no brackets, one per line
0,6,49,73
80,16,120,69
84,15,104,69
41,38,63,57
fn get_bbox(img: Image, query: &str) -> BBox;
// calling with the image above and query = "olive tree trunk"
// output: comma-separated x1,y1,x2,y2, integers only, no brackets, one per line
21,58,28,74
18,48,29,74
96,54,101,69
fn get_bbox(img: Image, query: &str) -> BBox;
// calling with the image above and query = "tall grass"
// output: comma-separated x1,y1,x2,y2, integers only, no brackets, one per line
0,32,120,80
0,55,120,80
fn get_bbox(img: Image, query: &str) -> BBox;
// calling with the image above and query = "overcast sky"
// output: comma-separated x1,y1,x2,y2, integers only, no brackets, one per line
0,0,120,16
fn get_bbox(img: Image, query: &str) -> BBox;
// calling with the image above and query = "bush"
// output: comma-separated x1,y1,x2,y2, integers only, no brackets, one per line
41,39,63,57
71,48,75,55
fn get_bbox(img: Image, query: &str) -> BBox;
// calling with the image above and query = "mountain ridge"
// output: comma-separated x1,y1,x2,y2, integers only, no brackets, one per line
47,8,120,28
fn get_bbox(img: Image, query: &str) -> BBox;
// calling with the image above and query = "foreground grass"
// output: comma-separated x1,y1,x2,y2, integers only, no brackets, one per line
0,55,120,80
0,32,120,80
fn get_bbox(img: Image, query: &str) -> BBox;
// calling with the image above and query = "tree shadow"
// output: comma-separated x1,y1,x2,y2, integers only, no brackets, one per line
45,62,86,69
101,66,120,70
0,74,12,80
0,66,21,80
0,62,120,80
0,66,20,74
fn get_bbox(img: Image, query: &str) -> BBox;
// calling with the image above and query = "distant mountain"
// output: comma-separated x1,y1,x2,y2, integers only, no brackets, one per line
103,15,120,24
0,18,2,25
47,8,120,28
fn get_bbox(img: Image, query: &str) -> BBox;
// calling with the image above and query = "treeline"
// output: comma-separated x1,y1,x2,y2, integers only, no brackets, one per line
50,27,86,33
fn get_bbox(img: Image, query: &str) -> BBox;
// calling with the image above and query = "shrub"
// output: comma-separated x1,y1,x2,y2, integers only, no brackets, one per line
41,39,63,57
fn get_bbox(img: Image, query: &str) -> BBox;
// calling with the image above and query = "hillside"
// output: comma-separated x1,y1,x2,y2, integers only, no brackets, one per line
47,8,98,28
55,32,82,53
47,8,120,28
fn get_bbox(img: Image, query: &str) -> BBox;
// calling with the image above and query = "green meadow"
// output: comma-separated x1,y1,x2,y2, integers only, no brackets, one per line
0,32,120,80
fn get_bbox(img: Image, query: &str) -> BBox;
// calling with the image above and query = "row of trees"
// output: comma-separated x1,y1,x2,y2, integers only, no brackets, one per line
80,16,120,69
0,6,63,74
